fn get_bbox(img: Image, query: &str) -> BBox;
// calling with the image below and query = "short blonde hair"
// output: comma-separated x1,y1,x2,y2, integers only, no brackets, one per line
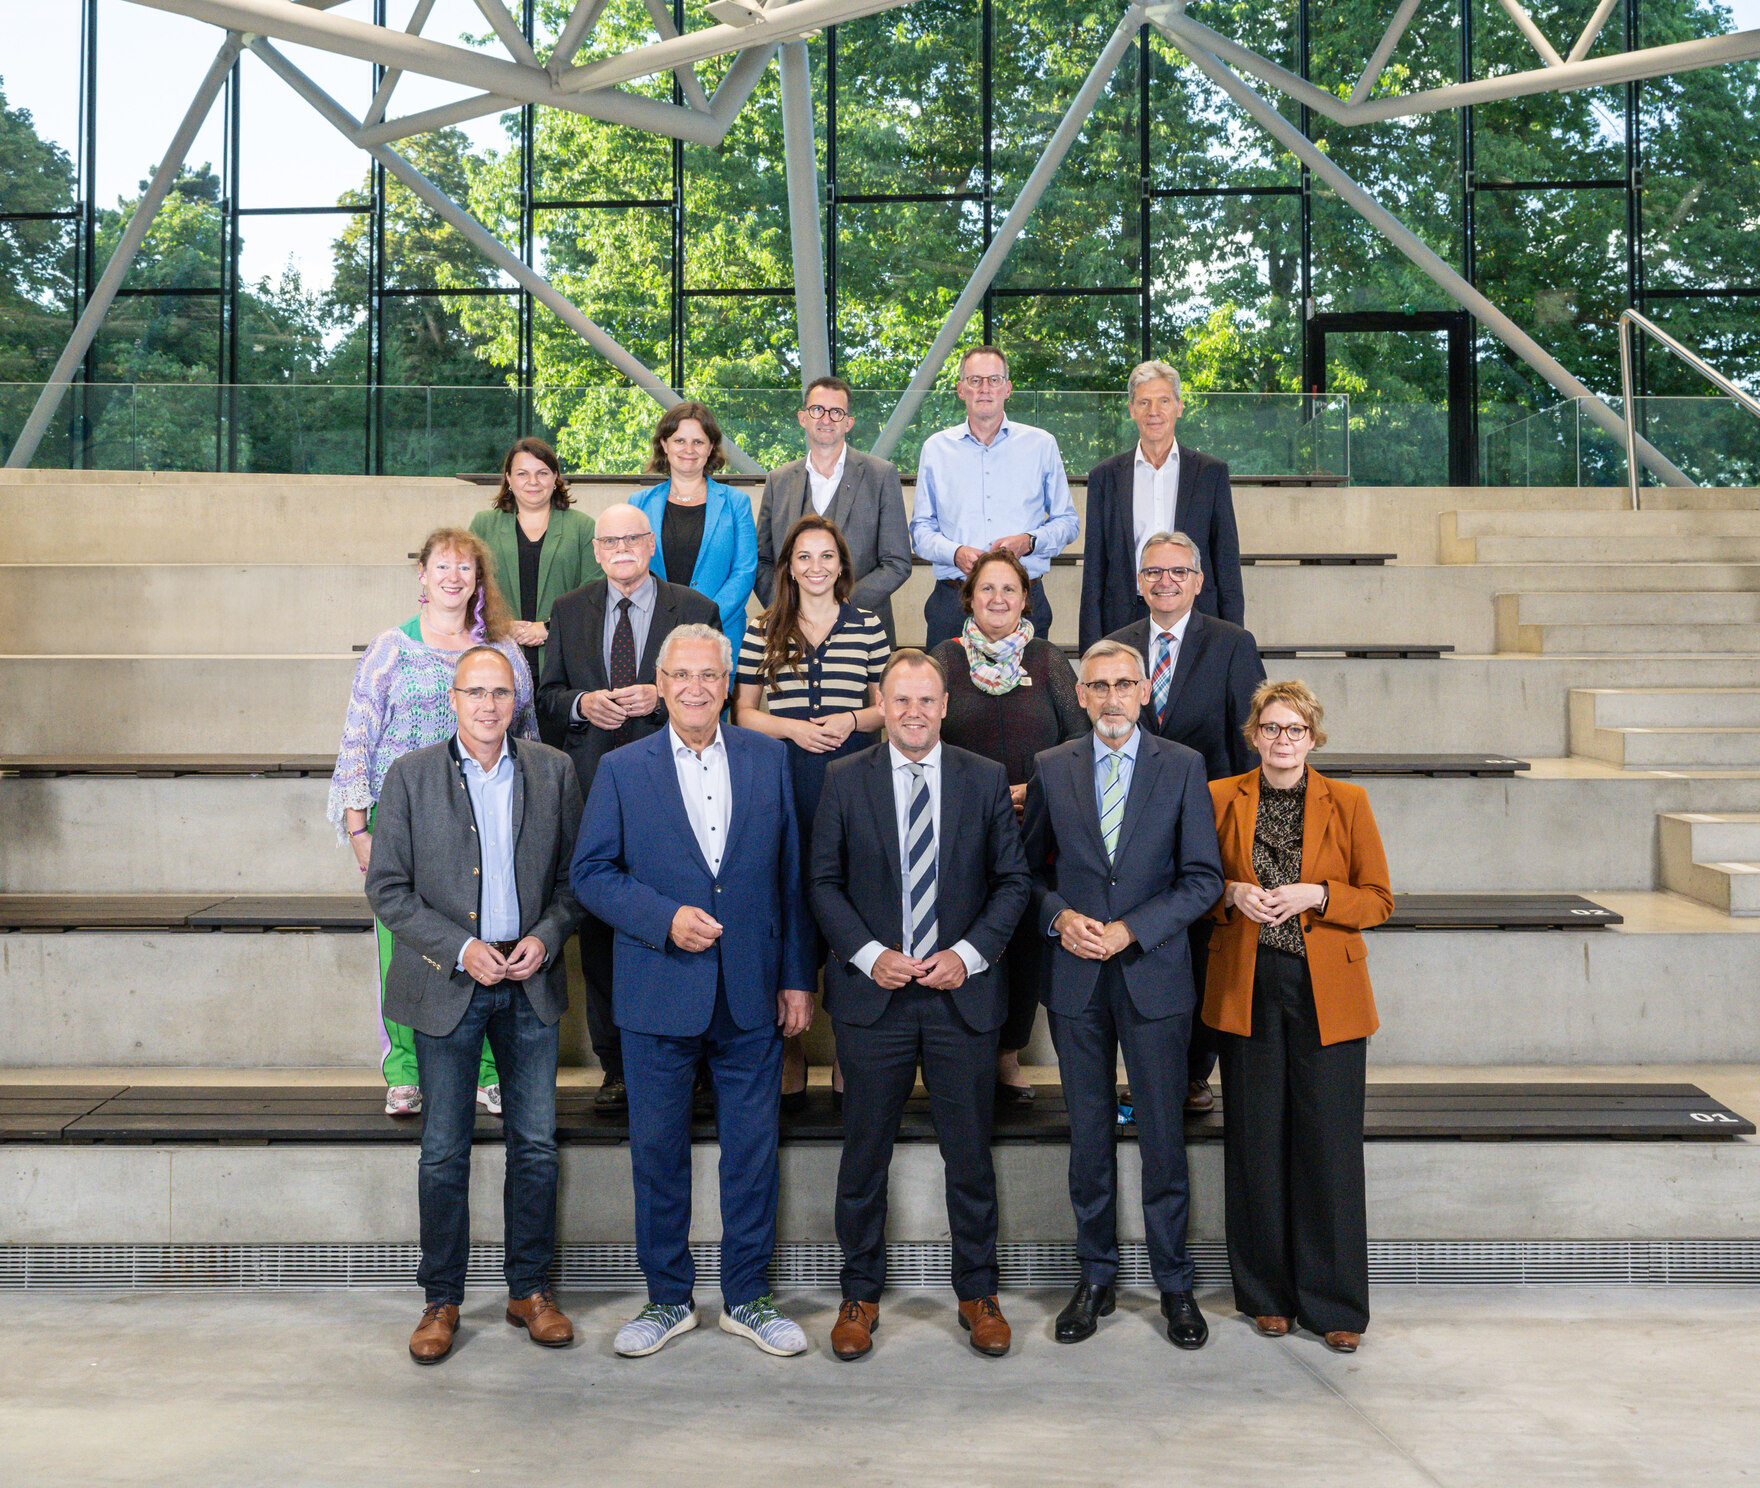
1244,679,1328,751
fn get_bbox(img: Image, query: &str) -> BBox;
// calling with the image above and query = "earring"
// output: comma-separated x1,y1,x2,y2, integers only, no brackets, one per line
418,583,429,606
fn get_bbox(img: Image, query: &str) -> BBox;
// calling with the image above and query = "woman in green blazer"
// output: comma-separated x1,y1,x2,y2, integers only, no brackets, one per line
469,438,602,724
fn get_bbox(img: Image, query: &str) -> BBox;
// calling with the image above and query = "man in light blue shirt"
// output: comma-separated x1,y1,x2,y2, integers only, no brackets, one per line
910,345,1081,648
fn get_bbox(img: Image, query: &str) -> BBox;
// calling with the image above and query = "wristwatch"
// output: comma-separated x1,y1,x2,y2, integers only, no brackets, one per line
1024,534,1037,555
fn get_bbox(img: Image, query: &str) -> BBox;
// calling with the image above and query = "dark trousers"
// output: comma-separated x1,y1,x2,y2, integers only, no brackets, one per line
576,912,621,1081
622,978,782,1307
835,988,1001,1301
413,982,559,1306
1050,960,1195,1292
1187,924,1219,1084
999,915,1047,1053
1217,946,1369,1334
922,576,1053,651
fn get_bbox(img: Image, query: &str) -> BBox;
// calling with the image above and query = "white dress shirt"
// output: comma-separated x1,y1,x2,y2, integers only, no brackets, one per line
669,724,732,876
454,736,520,967
806,444,849,515
850,742,988,979
1132,441,1181,571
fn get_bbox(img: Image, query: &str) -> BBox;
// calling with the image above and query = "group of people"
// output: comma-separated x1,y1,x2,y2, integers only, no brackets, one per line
326,350,1394,1369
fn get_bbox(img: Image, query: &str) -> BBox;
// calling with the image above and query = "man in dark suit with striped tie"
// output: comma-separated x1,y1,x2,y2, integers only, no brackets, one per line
1107,530,1264,1110
809,649,1031,1361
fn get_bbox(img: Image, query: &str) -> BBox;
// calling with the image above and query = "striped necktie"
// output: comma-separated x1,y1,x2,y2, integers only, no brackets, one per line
904,763,938,958
1150,630,1174,722
1099,751,1125,861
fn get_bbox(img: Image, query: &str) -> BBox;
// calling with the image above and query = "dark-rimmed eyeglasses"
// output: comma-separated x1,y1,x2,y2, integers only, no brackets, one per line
1139,566,1197,583
1256,722,1311,741
804,404,851,422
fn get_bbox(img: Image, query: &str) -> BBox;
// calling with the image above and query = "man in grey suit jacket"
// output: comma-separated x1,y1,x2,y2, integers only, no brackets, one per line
755,375,912,642
367,646,586,1366
1020,639,1223,1353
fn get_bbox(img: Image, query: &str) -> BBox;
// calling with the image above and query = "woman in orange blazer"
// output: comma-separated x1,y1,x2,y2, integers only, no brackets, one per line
1205,679,1392,1353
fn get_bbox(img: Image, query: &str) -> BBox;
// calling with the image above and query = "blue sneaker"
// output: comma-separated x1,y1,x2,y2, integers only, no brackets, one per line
614,1300,698,1357
719,1295,809,1357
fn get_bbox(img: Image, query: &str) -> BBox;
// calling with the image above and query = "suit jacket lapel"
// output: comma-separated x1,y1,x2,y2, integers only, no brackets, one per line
1167,609,1207,707
1300,768,1335,883
582,585,611,691
868,748,903,927
936,747,962,901
1071,741,1108,862
827,453,861,535
1224,770,1260,886
1112,735,1159,863
1106,450,1134,569
1174,442,1198,531
638,583,675,680
646,734,714,879
696,481,730,592
533,517,561,615
719,728,753,871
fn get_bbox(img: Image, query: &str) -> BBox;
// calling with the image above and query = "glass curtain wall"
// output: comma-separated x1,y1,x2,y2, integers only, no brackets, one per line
0,0,1754,474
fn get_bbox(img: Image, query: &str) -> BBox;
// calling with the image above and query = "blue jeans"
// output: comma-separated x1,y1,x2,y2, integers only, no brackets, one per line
622,981,782,1307
413,982,559,1306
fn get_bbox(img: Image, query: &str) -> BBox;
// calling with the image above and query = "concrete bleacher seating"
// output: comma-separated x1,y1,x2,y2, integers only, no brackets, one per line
4,467,1759,1273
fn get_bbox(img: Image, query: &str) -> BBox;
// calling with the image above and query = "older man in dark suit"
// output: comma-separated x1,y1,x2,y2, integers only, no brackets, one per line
1109,530,1265,1109
754,374,913,643
1079,360,1244,652
809,649,1031,1361
366,645,585,1365
537,502,720,1112
1021,638,1223,1351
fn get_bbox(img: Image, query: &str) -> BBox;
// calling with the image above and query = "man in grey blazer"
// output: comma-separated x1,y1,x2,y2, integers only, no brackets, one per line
366,646,586,1366
1020,638,1224,1353
754,375,912,642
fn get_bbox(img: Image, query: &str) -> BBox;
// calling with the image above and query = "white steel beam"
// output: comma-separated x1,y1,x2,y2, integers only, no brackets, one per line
364,0,439,127
1151,21,1694,487
249,37,764,472
1349,0,1424,106
638,0,715,114
1496,0,1566,67
356,83,728,146
468,0,544,70
1567,0,1622,63
7,36,244,470
778,41,830,387
871,10,1141,460
549,0,613,73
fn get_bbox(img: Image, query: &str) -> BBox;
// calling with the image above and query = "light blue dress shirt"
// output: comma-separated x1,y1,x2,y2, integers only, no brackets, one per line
910,417,1080,582
458,736,521,960
1092,724,1142,821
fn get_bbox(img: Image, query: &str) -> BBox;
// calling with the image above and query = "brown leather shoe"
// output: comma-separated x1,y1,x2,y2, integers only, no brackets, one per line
1185,1078,1215,1113
506,1290,575,1347
1324,1330,1361,1353
409,1302,459,1364
958,1295,1011,1356
1254,1315,1291,1336
831,1298,879,1361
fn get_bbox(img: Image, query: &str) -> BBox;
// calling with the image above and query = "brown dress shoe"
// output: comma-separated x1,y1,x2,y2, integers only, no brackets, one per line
831,1299,879,1361
409,1302,459,1364
958,1296,1011,1357
1185,1078,1215,1113
1324,1330,1361,1353
506,1290,575,1347
1254,1315,1291,1336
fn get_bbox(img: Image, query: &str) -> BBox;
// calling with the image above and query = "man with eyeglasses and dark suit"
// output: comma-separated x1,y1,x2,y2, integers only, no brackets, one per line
911,346,1081,650
755,375,913,645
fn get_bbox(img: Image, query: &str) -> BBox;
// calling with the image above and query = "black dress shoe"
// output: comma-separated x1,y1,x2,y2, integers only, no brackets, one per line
831,1088,843,1115
780,1086,808,1115
594,1077,627,1112
1161,1290,1209,1350
1054,1281,1116,1344
995,1081,1036,1108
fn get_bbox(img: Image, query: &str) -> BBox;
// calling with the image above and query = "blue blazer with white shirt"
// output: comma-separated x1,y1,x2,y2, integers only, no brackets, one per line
570,721,815,1038
632,476,758,643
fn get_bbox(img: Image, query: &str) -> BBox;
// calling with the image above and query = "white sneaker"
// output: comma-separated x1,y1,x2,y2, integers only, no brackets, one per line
385,1085,422,1118
476,1084,502,1117
720,1295,809,1357
615,1300,698,1357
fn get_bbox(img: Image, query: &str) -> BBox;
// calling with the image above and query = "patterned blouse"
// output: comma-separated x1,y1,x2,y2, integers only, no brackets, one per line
326,616,537,836
1252,771,1308,957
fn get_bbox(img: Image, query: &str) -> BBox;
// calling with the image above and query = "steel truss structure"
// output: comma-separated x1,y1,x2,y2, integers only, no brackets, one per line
10,0,1759,476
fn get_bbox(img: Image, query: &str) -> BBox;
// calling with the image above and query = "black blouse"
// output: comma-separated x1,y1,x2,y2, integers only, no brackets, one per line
662,500,706,589
931,636,1089,785
514,520,544,623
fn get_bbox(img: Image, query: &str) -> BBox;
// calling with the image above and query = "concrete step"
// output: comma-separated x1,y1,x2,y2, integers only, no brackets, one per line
1575,725,1760,770
1571,687,1760,729
1454,509,1760,540
1658,812,1760,916
1570,689,1760,766
5,896,1758,1068
1470,536,1760,565
1502,622,1760,655
1501,591,1760,626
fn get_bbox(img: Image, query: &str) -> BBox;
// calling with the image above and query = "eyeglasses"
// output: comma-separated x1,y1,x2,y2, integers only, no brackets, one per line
1079,679,1142,698
962,373,1006,389
660,668,728,686
595,533,651,550
804,404,851,422
1139,566,1197,583
1256,722,1311,741
453,687,515,704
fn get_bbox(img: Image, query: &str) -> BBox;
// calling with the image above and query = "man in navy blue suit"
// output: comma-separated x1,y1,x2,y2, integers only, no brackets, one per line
1078,360,1245,652
572,624,817,1360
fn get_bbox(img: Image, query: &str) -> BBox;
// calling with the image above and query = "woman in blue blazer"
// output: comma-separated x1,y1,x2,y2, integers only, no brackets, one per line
632,401,758,645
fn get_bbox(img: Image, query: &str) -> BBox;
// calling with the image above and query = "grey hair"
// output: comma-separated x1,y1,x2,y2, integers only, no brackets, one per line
1079,637,1147,680
1127,360,1181,401
657,623,733,676
1141,529,1202,574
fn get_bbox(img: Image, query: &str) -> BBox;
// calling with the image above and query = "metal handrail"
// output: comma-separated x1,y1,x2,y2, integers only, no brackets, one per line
1620,308,1760,510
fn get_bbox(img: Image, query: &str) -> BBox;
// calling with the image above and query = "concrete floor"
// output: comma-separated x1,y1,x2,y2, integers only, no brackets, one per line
2,1287,1757,1487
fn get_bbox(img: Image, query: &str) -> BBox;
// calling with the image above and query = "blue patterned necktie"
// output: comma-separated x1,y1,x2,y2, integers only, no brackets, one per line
904,762,938,958
1099,750,1125,861
1151,630,1174,721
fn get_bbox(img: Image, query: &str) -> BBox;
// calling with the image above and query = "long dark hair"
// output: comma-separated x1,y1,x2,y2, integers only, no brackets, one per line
646,400,727,477
758,514,853,691
493,437,573,513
